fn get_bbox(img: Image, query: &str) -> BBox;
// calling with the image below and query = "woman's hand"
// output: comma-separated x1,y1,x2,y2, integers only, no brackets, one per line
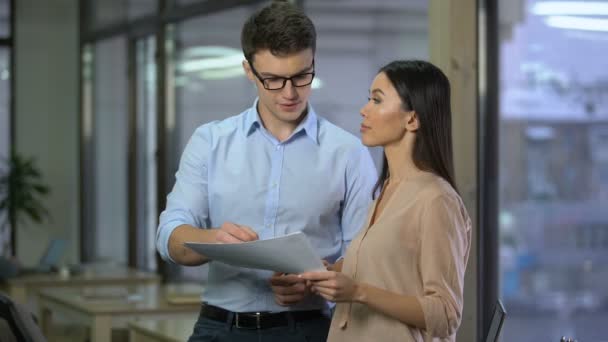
299,271,362,303
269,272,311,306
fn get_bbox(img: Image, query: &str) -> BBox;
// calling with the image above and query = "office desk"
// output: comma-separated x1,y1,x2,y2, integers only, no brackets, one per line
3,266,160,304
129,318,197,342
39,284,202,342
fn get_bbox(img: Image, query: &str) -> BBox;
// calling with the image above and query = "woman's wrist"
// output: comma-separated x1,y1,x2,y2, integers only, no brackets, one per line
353,282,368,304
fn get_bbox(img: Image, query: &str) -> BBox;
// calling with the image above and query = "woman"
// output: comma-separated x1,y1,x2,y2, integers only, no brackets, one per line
300,60,471,341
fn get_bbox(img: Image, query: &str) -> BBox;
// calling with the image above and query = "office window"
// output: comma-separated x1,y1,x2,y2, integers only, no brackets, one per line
128,0,158,20
0,47,10,256
0,0,10,257
0,48,8,163
86,0,158,30
498,0,608,340
135,35,158,271
170,5,262,158
0,0,9,37
91,36,129,265
304,0,429,167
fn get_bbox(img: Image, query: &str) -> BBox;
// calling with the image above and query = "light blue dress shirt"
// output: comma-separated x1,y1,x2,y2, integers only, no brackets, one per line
157,100,377,312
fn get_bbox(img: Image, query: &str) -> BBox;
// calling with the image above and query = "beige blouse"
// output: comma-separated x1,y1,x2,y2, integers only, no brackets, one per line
328,172,471,342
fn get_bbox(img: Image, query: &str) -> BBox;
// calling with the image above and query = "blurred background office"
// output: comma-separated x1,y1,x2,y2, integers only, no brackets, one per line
0,0,607,341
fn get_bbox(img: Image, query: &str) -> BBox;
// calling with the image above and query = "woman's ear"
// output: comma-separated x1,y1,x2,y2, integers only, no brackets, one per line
405,111,420,132
242,60,255,83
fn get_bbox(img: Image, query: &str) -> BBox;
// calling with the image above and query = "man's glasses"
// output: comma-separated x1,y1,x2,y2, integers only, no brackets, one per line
248,59,315,90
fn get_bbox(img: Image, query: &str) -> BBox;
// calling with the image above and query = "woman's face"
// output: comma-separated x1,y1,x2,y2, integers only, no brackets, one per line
359,72,410,148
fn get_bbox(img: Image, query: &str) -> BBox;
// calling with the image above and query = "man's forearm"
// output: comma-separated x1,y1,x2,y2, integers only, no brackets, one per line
168,224,218,266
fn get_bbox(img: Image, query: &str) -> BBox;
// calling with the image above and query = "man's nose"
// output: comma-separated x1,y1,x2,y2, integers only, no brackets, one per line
282,80,297,98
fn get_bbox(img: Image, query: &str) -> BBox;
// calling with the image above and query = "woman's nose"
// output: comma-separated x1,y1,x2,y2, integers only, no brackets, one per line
360,103,369,117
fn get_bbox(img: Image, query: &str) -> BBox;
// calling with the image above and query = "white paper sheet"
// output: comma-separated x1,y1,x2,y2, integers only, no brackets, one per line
184,232,325,274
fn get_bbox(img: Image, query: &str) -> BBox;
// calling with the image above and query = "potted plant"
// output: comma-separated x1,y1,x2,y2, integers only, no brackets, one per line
0,152,50,257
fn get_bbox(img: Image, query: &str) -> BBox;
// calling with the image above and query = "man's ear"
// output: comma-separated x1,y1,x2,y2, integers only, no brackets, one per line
405,111,420,132
242,60,255,83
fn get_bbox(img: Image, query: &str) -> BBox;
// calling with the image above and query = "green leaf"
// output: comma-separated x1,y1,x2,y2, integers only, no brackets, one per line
0,152,51,229
33,184,50,195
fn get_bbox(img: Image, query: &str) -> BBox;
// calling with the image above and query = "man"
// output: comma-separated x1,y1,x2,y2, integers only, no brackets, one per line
156,2,376,341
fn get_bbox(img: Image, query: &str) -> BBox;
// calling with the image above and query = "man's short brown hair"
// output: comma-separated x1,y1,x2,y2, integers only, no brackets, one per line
241,1,316,63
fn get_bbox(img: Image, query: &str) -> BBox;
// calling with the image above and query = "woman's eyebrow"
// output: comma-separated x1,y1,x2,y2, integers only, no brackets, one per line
370,88,385,96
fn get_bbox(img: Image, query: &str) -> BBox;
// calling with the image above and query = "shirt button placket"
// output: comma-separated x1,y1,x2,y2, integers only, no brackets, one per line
264,143,283,236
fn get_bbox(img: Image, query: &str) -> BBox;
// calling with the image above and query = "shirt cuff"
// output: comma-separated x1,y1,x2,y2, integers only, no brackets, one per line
156,221,182,264
416,295,458,339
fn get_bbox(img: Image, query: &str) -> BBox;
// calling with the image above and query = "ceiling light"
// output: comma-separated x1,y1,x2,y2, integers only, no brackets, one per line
545,15,608,31
532,1,608,16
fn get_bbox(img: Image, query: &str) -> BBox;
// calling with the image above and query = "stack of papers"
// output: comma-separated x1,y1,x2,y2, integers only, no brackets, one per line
184,232,325,274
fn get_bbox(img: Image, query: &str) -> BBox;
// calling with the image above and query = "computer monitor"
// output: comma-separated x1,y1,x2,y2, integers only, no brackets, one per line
485,300,506,342
38,238,66,270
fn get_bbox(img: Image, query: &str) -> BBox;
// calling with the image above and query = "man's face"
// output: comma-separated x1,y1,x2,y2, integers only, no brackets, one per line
244,48,314,128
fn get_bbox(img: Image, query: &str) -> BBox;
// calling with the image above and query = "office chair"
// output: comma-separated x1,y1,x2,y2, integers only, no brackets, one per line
0,292,47,342
484,300,506,342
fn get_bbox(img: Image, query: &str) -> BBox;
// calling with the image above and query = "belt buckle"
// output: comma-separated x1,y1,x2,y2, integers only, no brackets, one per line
235,312,261,329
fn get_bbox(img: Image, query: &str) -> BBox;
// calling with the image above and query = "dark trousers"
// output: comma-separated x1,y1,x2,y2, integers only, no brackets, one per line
187,312,330,342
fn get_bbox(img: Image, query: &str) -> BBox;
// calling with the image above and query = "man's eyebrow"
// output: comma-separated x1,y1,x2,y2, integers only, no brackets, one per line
259,64,314,77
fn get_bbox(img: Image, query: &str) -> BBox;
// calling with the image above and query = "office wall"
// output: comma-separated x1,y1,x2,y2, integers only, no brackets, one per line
14,0,79,265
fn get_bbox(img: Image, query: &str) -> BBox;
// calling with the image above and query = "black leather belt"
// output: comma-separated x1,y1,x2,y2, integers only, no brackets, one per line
199,304,325,329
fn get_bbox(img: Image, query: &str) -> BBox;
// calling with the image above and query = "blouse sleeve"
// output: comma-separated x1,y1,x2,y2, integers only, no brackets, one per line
416,194,472,338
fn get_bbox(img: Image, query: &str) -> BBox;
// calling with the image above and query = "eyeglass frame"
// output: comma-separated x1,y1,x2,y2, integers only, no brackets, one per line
247,59,315,90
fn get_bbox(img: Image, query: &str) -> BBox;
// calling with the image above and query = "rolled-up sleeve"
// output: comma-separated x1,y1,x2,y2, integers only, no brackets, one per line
416,194,471,338
340,144,377,254
156,126,211,263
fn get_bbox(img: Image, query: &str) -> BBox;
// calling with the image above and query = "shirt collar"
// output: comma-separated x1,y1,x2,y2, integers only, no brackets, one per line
244,98,319,144
244,98,260,136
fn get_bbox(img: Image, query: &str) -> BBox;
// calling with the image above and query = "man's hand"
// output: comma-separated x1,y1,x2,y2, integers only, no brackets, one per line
215,222,259,243
269,272,311,306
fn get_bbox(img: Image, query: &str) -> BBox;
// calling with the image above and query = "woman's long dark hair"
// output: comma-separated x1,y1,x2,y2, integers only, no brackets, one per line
372,60,457,198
